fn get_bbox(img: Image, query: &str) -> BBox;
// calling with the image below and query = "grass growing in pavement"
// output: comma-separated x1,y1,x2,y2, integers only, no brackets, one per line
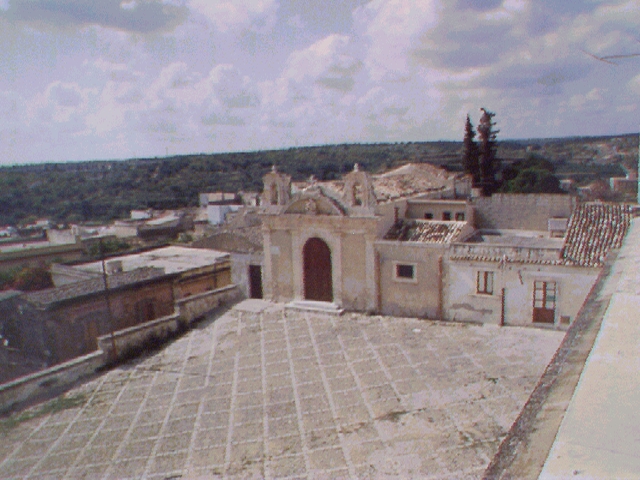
0,393,87,432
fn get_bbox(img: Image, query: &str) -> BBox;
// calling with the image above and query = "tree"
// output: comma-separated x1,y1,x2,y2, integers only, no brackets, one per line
500,152,563,194
502,168,563,194
462,114,480,186
477,108,500,195
11,266,54,291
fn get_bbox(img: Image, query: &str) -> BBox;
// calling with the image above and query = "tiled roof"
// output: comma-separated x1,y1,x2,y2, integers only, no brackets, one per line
372,163,458,202
448,255,563,265
561,203,633,267
301,163,459,204
24,267,167,307
384,219,466,244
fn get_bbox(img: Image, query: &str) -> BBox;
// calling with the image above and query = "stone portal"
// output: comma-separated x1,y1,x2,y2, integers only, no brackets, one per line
303,237,333,302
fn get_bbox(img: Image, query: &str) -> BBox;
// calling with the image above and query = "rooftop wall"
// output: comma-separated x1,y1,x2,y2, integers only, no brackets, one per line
472,194,576,231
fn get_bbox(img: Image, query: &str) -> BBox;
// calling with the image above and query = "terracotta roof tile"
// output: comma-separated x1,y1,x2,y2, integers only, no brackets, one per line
561,203,632,267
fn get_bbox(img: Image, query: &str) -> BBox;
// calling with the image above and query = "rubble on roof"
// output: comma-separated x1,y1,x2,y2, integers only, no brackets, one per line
562,203,633,267
384,219,466,244
296,163,460,204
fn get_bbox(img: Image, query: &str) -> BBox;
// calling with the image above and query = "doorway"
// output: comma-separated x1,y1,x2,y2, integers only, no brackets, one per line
533,281,556,324
303,237,333,302
249,265,263,299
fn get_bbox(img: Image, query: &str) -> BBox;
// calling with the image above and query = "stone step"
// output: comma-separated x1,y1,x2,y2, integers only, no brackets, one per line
285,300,344,316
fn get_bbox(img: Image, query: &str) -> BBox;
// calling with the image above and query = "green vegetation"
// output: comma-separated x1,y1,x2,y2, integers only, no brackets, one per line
0,134,636,226
501,153,563,194
477,108,500,195
85,238,132,259
0,393,86,429
0,266,53,292
462,114,480,186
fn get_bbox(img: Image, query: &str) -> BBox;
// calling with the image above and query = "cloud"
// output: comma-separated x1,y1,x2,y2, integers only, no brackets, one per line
283,34,362,92
189,0,278,33
208,64,260,108
3,0,186,33
30,81,94,124
354,0,443,81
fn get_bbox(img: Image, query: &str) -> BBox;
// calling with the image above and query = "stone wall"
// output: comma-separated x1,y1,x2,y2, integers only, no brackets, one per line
177,284,240,323
0,351,104,414
472,194,576,231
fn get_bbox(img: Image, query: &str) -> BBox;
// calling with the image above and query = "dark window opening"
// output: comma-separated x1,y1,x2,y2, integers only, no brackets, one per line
396,264,415,280
443,212,452,221
424,213,434,219
455,212,465,221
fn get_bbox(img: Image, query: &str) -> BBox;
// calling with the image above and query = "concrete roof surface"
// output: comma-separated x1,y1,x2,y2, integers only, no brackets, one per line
465,230,565,249
0,300,563,479
23,267,166,306
539,217,640,479
76,246,230,275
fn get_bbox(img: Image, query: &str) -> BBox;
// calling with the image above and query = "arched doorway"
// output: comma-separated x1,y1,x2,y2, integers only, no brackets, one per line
303,237,333,302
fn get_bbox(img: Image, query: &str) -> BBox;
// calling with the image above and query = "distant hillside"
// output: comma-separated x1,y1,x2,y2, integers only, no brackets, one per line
0,134,636,226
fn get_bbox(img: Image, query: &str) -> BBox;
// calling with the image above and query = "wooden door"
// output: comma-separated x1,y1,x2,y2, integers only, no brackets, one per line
303,238,333,302
533,281,556,324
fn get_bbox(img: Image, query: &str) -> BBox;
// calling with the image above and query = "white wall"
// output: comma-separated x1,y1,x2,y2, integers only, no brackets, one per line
444,260,599,328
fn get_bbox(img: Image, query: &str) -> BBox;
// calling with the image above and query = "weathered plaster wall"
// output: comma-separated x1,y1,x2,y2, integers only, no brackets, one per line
406,200,468,221
230,252,263,298
472,194,576,231
444,260,598,327
262,213,377,311
375,241,445,319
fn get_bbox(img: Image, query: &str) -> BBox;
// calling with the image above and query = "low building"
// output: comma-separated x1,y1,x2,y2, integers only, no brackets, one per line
259,163,632,329
3,246,235,380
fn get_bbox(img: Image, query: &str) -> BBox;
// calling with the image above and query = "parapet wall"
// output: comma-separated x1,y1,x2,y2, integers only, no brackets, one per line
472,194,576,231
0,284,240,413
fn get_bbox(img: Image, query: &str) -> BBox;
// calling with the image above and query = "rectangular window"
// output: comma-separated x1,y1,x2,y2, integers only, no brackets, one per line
396,264,415,279
442,212,452,220
394,263,417,282
424,212,434,219
455,212,465,221
477,271,494,295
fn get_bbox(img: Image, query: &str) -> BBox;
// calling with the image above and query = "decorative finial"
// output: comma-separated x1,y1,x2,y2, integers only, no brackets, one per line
354,163,360,172
271,165,277,173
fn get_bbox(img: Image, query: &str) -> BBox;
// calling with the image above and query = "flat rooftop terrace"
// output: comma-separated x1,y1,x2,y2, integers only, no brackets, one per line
77,246,229,275
0,300,563,479
465,230,565,249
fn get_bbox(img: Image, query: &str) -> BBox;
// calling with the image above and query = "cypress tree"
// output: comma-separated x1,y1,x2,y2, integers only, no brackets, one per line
477,108,500,195
462,114,480,186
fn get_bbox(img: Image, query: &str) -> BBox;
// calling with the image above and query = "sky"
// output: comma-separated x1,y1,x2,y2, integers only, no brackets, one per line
1,0,640,165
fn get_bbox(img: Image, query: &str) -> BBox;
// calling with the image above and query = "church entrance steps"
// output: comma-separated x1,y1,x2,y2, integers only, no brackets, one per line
285,299,344,316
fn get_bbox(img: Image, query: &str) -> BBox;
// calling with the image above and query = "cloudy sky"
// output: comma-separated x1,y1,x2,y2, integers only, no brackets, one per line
1,0,640,165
